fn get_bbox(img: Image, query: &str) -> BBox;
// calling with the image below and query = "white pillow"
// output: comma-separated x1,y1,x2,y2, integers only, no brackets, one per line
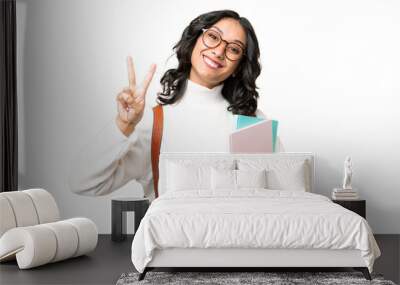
166,162,210,191
166,159,235,192
210,168,268,190
236,169,268,189
237,159,310,191
211,168,236,190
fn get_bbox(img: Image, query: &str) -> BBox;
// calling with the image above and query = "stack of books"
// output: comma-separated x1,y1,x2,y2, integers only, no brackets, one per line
229,114,279,153
332,188,359,200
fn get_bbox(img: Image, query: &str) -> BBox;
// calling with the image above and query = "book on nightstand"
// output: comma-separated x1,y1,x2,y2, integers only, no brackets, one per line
331,188,359,200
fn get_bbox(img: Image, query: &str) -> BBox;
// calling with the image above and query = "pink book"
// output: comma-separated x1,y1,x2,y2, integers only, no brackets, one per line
230,120,273,153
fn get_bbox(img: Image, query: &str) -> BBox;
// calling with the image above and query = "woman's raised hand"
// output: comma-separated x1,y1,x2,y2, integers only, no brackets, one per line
116,56,157,137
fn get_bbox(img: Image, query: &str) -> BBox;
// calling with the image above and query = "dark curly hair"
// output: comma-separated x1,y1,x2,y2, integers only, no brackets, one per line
156,10,261,116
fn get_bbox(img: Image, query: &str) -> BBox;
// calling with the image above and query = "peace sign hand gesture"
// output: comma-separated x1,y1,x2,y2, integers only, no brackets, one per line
116,56,157,137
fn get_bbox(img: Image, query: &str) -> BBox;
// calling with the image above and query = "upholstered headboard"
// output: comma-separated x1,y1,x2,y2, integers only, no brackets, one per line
157,152,315,196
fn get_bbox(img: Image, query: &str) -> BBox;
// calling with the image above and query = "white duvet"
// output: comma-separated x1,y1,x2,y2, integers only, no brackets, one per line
131,190,381,273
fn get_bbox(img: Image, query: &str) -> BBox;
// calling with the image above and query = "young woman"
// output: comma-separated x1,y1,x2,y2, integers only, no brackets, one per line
68,9,284,200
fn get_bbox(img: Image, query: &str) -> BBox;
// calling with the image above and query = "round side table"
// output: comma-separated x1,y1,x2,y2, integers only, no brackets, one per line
111,197,149,242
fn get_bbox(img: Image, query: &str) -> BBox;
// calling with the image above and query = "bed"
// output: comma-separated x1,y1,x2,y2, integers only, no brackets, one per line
131,152,381,281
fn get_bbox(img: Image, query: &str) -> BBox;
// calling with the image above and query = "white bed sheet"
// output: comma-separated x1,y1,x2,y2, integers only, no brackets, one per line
131,189,380,273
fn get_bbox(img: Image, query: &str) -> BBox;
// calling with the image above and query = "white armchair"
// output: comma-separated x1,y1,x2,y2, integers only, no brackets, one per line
0,188,98,269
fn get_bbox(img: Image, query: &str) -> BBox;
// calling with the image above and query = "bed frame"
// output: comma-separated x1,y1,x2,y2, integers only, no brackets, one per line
138,152,372,281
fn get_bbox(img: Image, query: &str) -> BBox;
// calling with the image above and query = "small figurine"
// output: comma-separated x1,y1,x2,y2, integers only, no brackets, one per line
342,156,353,190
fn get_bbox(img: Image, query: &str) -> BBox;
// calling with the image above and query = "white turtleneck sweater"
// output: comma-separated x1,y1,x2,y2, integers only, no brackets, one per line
68,79,284,201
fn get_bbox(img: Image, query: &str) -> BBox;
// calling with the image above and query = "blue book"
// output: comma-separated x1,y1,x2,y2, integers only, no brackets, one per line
236,115,279,152
236,114,264,129
271,120,279,152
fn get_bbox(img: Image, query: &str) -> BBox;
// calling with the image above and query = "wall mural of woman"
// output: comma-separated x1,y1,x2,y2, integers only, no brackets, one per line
68,9,284,201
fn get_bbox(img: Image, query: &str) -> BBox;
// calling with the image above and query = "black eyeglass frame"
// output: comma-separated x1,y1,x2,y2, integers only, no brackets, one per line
201,28,246,61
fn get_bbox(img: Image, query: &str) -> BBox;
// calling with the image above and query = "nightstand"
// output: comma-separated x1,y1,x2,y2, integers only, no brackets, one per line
332,199,366,219
111,197,149,242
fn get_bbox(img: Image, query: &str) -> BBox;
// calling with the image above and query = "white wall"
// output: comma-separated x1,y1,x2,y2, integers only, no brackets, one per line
17,0,400,234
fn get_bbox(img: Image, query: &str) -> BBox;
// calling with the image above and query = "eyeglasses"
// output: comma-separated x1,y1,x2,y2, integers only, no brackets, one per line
201,28,245,61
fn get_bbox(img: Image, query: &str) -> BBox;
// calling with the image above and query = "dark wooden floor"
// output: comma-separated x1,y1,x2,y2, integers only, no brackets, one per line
0,234,398,285
0,235,135,285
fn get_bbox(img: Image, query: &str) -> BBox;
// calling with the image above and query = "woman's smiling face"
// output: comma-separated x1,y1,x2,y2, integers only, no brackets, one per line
189,17,247,89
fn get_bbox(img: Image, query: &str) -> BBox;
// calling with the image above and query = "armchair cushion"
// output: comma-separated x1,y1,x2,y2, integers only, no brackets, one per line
0,188,60,236
0,218,97,269
0,189,98,269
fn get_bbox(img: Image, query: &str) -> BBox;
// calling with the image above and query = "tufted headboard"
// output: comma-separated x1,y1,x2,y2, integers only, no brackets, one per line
157,152,315,196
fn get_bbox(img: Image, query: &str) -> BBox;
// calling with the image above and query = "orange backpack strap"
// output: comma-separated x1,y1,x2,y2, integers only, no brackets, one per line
151,104,164,198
